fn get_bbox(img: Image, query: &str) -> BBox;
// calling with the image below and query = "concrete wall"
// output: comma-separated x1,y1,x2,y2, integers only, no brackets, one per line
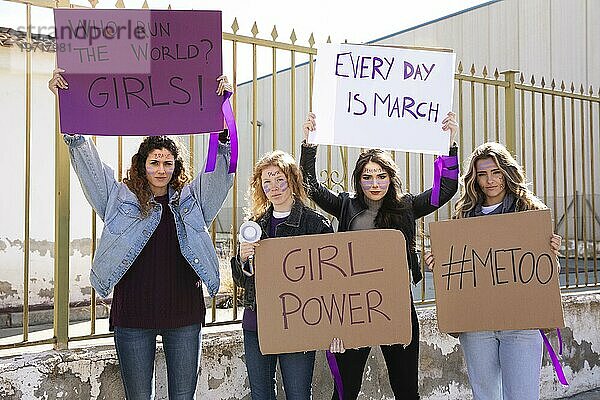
1,291,599,399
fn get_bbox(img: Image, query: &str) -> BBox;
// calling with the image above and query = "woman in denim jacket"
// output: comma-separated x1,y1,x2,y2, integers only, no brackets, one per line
425,142,562,400
49,70,234,400
231,150,332,399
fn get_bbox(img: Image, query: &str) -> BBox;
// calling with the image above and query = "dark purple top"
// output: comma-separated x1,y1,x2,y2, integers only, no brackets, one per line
242,214,288,332
110,194,206,330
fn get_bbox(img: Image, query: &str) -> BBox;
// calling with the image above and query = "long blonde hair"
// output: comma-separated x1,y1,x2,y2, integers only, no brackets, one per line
246,150,308,220
454,142,545,218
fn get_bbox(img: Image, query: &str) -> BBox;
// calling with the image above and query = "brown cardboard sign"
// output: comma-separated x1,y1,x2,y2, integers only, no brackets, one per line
254,229,412,354
429,209,565,333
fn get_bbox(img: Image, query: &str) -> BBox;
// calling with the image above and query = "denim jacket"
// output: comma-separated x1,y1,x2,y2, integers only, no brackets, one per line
64,134,234,298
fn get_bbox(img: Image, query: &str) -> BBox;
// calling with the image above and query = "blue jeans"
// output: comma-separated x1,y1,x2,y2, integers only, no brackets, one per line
114,324,202,400
459,329,543,400
243,329,315,400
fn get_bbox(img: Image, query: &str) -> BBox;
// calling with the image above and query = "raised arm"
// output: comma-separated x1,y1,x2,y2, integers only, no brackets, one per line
190,75,235,225
413,112,460,219
299,113,344,218
190,137,234,226
63,134,118,221
50,68,118,220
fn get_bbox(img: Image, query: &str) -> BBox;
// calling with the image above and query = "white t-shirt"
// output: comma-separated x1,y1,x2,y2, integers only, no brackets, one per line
481,203,502,215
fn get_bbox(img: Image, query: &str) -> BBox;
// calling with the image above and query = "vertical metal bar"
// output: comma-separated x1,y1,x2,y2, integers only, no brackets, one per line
54,85,71,351
470,80,476,150
458,79,465,163
502,71,518,156
290,49,296,157
23,3,32,342
90,137,97,334
520,83,526,170
494,84,500,143
189,135,195,176
541,92,548,204
571,96,579,286
419,154,425,302
561,95,570,287
483,82,489,142
272,47,277,150
551,97,558,237
117,137,123,181
580,98,588,284
309,53,314,112
531,90,537,194
252,43,258,165
232,38,239,320
590,98,598,284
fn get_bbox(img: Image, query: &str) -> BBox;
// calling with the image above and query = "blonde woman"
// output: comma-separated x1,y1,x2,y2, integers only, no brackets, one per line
231,150,333,399
425,142,562,400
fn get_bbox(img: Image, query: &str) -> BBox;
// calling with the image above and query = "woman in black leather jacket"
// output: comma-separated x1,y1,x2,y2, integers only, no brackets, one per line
231,150,332,400
300,112,459,400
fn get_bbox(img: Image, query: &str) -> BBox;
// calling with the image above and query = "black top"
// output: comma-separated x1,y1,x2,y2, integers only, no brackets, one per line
110,194,206,330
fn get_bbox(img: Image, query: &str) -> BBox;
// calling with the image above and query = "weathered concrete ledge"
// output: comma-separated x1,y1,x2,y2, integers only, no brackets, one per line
1,291,598,399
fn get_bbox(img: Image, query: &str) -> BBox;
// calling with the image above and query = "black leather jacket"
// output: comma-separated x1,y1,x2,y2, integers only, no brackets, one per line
231,199,333,310
299,144,459,284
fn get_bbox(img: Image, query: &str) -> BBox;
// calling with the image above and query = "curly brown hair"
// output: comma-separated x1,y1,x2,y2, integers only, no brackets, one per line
123,136,191,217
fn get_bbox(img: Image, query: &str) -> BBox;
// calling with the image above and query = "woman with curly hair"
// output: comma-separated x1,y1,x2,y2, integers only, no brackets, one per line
425,142,562,400
301,111,460,400
49,70,234,400
231,150,332,399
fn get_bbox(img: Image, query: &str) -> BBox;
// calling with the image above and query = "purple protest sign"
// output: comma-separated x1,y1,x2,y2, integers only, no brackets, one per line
54,10,223,136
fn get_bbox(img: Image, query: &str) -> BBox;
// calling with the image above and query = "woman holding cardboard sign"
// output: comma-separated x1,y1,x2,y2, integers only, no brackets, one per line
425,141,562,400
232,150,333,399
50,70,234,400
301,111,459,400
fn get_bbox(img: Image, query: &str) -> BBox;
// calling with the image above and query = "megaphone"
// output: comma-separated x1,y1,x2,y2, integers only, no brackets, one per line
239,221,262,276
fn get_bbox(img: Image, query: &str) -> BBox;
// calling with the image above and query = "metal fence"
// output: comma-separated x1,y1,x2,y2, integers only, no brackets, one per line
0,0,598,351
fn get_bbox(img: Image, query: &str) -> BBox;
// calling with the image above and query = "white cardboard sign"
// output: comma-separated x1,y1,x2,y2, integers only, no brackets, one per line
311,43,456,155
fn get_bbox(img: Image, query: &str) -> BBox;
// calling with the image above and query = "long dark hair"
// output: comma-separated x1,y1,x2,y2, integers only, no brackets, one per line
123,136,191,217
352,149,414,242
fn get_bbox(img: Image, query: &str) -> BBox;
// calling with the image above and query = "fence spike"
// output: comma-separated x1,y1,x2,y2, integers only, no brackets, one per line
482,65,488,78
326,35,332,43
494,68,499,79
519,72,524,83
308,33,315,48
590,85,594,95
290,29,297,44
142,0,149,9
530,75,535,85
167,4,171,10
271,26,278,41
551,78,556,90
560,80,565,91
88,0,98,7
251,22,259,38
231,18,239,34
580,84,585,94
470,63,476,76
115,0,125,8
570,82,575,93
541,77,546,88
457,61,463,74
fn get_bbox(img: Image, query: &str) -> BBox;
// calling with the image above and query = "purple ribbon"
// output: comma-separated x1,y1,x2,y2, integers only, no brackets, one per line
205,90,238,173
431,155,459,206
326,350,344,400
539,329,569,386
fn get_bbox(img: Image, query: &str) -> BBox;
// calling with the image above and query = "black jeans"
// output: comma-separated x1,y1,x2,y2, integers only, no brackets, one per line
331,302,420,400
